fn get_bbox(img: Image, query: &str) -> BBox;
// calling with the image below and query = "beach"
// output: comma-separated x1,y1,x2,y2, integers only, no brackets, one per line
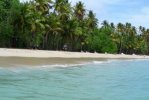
0,48,148,59
1,48,149,100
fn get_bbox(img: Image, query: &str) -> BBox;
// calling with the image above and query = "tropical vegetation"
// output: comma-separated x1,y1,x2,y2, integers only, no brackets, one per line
0,0,149,55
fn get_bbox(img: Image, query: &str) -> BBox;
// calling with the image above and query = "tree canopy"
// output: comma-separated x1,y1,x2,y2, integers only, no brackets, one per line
0,0,149,55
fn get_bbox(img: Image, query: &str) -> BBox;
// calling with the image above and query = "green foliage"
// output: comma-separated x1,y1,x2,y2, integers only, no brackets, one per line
0,0,149,55
0,0,21,47
88,29,117,53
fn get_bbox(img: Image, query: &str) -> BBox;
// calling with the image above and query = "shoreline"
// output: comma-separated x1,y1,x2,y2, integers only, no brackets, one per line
0,57,107,67
0,48,148,59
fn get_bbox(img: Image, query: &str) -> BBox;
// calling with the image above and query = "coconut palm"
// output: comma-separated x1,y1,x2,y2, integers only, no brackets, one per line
74,1,85,21
86,10,98,29
117,23,125,53
102,20,109,29
22,1,48,48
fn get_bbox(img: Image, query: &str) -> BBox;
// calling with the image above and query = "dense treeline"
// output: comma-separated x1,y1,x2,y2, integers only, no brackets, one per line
0,0,149,55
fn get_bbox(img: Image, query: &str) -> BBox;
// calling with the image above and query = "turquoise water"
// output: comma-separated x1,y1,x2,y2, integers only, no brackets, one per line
0,59,149,100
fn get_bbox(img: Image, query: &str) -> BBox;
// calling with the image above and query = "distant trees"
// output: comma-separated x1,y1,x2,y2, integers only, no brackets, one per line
0,0,149,55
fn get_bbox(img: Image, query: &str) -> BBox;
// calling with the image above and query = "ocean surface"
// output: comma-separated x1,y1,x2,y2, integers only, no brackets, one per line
0,58,149,100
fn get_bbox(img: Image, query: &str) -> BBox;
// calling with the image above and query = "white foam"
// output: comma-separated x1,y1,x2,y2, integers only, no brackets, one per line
41,63,87,68
92,59,130,65
92,61,105,64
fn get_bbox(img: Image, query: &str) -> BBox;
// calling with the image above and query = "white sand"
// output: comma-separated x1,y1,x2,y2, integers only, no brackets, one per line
0,48,148,59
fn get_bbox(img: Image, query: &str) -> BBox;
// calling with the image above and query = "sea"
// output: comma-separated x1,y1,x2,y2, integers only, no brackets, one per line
0,58,149,100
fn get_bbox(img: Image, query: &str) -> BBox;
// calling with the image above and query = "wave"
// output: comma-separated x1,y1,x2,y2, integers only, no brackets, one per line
40,63,88,68
41,59,128,67
91,59,122,64
0,60,125,70
0,58,148,71
92,61,106,64
91,58,149,65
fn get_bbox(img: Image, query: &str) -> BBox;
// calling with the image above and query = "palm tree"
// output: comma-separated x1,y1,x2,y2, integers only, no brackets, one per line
86,10,98,30
109,23,119,49
34,0,52,14
102,20,109,29
117,23,125,53
22,0,48,48
53,0,69,14
74,1,85,21
50,0,72,50
110,22,115,29
44,13,63,50
128,26,137,54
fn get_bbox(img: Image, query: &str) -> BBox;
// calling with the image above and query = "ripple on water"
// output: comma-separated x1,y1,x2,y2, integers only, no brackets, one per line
0,59,149,100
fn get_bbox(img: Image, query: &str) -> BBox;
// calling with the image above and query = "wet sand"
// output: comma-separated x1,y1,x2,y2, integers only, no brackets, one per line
0,57,106,67
0,48,148,67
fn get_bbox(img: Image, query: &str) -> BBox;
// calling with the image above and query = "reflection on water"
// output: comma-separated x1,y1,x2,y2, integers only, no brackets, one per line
0,59,149,100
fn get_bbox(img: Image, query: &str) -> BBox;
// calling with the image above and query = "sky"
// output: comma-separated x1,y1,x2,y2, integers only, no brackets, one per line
20,0,149,28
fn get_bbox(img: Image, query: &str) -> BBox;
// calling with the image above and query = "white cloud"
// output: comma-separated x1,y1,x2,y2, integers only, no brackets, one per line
74,0,149,28
121,7,149,28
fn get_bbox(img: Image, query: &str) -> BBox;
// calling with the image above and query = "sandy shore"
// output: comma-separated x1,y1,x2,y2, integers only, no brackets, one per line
0,48,148,59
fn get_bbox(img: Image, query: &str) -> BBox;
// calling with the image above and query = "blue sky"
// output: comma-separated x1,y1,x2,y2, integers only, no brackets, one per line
20,0,149,28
